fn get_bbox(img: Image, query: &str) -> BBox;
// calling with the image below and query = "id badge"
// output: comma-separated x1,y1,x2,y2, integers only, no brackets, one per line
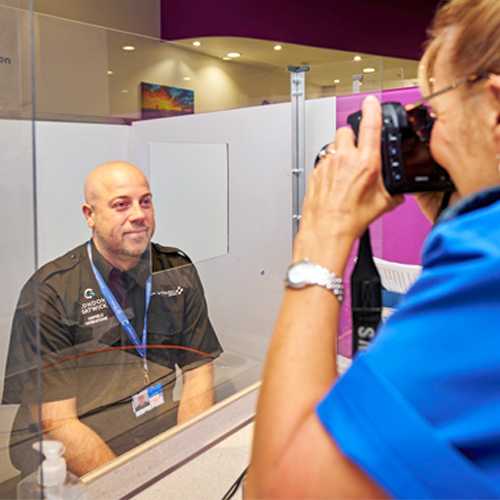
132,382,165,417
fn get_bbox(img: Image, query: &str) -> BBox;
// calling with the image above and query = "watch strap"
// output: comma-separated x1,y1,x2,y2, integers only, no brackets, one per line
311,264,344,303
285,259,344,304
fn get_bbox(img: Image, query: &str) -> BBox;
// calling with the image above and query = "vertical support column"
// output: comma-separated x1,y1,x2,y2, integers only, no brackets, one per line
288,65,309,242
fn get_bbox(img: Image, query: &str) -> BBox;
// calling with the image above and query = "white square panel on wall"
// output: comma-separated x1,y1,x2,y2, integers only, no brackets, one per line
149,142,228,263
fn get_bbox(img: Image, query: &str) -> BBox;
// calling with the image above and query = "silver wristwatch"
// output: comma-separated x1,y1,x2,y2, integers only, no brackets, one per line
284,258,344,304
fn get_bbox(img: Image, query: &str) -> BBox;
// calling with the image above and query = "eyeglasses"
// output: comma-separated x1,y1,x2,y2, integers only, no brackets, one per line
404,72,491,143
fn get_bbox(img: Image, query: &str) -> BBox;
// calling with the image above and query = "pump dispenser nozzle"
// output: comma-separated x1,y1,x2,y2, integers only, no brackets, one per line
17,439,86,499
32,440,67,487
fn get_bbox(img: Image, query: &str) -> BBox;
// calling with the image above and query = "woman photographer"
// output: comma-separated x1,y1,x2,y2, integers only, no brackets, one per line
246,0,500,498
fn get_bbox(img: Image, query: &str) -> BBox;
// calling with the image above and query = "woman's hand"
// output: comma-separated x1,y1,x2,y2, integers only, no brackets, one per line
294,95,404,275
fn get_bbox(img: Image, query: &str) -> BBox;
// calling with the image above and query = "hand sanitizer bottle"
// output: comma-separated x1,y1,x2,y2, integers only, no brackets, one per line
17,440,87,499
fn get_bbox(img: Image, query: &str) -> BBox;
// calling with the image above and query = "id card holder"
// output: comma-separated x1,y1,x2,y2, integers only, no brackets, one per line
132,382,165,417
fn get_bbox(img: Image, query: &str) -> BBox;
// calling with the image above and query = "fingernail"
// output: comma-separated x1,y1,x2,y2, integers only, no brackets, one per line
365,95,378,103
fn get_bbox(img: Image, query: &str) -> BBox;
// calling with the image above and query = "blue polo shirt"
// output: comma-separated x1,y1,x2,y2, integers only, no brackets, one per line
316,187,500,499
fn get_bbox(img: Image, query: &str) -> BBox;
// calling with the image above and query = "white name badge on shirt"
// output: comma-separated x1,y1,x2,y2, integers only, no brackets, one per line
132,382,165,417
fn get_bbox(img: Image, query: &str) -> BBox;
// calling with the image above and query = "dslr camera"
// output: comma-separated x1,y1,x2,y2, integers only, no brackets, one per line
347,102,455,194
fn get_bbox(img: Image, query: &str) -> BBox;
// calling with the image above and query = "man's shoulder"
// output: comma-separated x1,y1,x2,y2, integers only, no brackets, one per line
151,243,193,272
36,243,88,285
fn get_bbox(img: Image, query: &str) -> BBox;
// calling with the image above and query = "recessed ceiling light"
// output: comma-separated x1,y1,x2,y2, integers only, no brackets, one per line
354,55,361,61
183,77,191,81
122,46,135,51
193,41,201,47
121,89,129,93
274,45,282,51
334,79,340,83
222,56,232,61
227,52,241,58
363,67,376,73
107,70,113,75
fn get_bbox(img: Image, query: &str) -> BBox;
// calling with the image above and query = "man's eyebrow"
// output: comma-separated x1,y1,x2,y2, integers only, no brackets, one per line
109,195,130,204
108,192,152,204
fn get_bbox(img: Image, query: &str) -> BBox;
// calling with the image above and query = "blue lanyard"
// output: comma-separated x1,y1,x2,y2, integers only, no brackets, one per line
87,241,152,385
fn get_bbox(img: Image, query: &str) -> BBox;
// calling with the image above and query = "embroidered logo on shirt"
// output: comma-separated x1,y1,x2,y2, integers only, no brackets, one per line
81,297,108,315
152,286,184,297
84,288,95,299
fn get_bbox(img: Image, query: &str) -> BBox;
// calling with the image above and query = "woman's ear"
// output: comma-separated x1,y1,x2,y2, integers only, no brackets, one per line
489,75,500,151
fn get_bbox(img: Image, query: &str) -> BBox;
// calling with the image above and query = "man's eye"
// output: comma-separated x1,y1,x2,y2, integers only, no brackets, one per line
114,202,128,210
141,199,152,207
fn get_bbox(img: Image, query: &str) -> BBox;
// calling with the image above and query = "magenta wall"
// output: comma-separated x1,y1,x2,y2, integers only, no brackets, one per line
336,87,432,356
161,0,440,60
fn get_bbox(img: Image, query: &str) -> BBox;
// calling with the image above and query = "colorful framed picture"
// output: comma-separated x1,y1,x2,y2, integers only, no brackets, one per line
141,82,194,119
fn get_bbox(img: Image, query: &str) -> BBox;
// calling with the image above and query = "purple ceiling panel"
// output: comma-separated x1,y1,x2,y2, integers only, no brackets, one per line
161,0,441,60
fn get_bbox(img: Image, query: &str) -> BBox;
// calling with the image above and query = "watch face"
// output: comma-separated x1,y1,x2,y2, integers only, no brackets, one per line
288,261,311,287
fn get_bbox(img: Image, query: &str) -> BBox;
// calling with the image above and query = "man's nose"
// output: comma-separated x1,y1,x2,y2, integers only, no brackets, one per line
129,201,146,222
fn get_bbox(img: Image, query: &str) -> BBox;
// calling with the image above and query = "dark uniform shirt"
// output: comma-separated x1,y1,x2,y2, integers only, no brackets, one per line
3,240,222,474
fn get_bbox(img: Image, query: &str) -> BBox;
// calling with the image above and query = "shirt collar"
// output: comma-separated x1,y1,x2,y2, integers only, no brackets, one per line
435,185,500,225
90,239,151,287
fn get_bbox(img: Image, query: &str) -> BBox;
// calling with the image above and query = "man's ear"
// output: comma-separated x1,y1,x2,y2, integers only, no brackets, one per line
82,204,95,228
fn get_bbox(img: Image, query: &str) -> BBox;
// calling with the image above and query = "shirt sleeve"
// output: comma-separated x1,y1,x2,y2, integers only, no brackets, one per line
316,214,500,499
176,263,222,371
317,356,500,499
148,263,222,371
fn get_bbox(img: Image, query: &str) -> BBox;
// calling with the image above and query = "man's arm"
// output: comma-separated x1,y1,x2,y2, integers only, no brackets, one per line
34,398,116,477
178,362,215,424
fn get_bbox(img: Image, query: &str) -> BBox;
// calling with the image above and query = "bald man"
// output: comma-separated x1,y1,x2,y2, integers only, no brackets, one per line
3,162,222,478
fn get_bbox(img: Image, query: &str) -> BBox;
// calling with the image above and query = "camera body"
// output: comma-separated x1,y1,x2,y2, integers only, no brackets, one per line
347,101,455,195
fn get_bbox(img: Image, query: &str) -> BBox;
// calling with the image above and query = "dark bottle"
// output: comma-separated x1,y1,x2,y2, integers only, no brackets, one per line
351,228,382,355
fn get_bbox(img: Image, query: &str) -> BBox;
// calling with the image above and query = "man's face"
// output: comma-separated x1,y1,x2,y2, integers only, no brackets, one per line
87,168,155,265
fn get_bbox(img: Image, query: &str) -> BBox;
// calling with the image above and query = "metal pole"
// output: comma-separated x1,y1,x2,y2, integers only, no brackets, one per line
288,65,309,242
352,74,364,94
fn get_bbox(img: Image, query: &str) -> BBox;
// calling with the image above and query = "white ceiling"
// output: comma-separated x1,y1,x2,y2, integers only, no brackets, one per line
173,36,420,85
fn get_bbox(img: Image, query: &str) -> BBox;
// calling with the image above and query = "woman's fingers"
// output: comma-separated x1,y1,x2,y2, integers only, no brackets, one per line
357,96,382,160
303,95,402,239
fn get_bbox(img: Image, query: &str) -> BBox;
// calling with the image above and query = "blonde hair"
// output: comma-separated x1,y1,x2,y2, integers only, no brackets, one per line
420,0,500,94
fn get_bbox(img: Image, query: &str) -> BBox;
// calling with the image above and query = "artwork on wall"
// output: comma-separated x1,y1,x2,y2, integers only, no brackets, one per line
141,82,194,119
